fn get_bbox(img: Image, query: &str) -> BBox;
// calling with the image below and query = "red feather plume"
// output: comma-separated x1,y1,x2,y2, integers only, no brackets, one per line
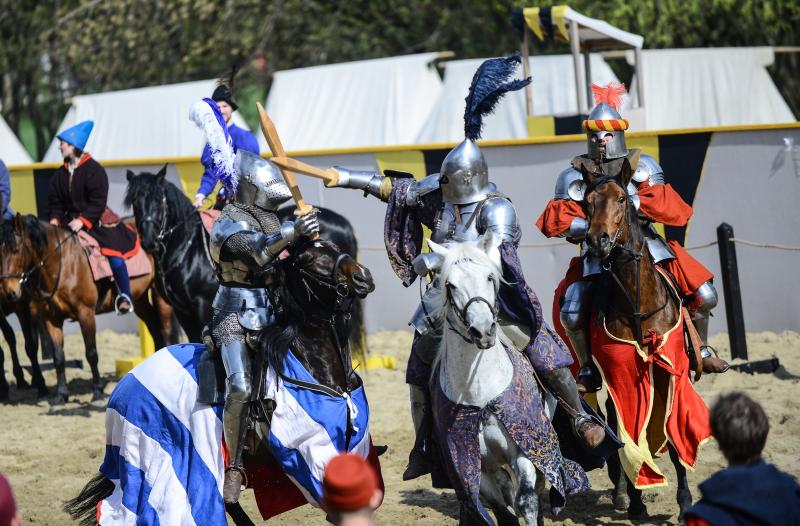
590,82,627,110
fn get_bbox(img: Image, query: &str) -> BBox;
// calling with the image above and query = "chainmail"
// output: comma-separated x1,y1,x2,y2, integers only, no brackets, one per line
222,203,282,234
211,310,245,346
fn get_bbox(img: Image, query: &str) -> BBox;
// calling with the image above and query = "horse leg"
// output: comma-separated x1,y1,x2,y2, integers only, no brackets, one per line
132,294,167,350
18,306,48,397
479,468,517,526
151,290,179,345
669,443,692,520
510,453,541,526
604,397,629,510
77,308,104,401
0,313,28,390
0,339,8,401
44,316,68,404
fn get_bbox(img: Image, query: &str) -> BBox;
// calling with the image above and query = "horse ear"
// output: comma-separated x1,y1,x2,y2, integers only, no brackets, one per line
427,239,449,258
126,169,135,181
479,231,503,269
13,213,23,231
156,164,167,182
577,163,595,185
620,151,639,187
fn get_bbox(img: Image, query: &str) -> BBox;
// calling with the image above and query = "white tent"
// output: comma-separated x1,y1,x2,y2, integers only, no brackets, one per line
0,115,33,165
43,80,250,162
416,54,620,143
625,47,796,130
263,53,444,152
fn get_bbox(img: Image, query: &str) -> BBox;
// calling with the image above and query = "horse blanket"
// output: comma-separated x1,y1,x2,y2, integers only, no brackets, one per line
590,289,712,489
96,343,382,525
431,342,589,525
78,230,151,282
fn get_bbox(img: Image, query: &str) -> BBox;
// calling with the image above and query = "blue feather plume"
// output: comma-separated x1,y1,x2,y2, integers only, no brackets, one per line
463,54,531,141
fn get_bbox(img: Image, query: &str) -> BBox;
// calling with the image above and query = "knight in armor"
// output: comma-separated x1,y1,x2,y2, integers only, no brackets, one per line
272,56,606,481
190,99,320,503
536,83,728,392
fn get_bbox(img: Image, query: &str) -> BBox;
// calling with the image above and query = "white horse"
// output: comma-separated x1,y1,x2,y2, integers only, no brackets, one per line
427,233,551,526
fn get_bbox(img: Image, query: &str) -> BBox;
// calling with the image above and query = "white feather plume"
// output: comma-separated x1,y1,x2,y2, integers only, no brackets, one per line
189,99,237,191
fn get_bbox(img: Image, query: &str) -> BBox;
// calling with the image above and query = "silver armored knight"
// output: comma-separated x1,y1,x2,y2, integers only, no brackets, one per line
537,83,727,391
274,55,607,481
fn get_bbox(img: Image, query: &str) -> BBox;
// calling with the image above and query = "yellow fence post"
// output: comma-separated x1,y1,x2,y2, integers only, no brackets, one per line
115,294,157,377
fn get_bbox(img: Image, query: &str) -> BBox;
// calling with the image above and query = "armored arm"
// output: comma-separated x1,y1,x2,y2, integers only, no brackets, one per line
333,167,393,201
553,167,588,241
632,154,665,219
480,197,521,245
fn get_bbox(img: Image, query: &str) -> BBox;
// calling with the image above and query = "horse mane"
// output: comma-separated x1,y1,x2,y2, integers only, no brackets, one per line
124,171,193,215
0,219,16,249
0,215,48,251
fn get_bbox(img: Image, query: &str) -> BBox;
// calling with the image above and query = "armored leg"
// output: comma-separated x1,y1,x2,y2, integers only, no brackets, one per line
541,366,606,449
560,280,601,391
690,280,728,373
221,340,253,503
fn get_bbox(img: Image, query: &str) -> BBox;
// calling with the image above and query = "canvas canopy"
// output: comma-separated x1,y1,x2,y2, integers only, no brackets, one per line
416,54,620,143
43,79,250,162
625,47,796,130
262,53,444,152
0,115,33,165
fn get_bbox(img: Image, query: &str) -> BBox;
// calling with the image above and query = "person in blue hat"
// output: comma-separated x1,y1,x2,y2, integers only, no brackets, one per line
0,159,13,221
47,120,139,314
193,84,259,208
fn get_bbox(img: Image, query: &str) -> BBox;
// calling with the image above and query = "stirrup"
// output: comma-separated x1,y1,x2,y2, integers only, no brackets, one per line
114,293,134,315
225,465,249,488
574,414,606,449
700,346,729,373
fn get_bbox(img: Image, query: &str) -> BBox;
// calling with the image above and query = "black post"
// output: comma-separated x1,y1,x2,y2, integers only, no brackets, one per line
717,223,748,360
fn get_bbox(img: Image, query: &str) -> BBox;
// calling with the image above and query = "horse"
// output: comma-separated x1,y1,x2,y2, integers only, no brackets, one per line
580,158,711,519
65,238,378,525
0,299,48,400
0,214,174,403
425,234,588,526
124,166,368,358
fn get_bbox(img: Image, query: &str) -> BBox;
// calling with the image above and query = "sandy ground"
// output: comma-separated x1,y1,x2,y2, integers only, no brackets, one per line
0,328,798,525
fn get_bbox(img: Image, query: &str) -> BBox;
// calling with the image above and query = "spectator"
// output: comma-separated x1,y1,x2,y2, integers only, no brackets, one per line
0,473,22,526
685,391,800,526
0,159,13,221
194,84,259,209
322,454,382,526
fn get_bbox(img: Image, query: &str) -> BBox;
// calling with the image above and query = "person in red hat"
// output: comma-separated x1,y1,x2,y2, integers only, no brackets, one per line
322,454,382,526
0,473,22,526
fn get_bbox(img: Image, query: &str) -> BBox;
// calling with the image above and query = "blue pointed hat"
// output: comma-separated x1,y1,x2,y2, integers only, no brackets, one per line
56,120,94,150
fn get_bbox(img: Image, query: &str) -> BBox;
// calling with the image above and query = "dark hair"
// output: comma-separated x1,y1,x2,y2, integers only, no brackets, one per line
710,391,769,465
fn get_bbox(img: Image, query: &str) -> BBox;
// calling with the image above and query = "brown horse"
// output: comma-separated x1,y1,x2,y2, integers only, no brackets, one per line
581,158,706,520
0,214,174,404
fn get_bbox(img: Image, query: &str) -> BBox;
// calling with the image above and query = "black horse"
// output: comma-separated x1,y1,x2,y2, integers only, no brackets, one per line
0,299,47,401
125,167,367,357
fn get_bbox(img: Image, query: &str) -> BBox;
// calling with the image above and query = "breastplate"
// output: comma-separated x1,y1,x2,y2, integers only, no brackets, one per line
431,202,481,244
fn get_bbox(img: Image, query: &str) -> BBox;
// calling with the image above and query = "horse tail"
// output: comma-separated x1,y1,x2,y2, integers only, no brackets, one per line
63,472,115,525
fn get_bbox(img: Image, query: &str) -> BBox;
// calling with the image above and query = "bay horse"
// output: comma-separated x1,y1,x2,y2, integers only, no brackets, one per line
0,214,173,403
581,158,710,519
65,238,378,525
0,299,47,400
426,235,586,526
124,166,368,358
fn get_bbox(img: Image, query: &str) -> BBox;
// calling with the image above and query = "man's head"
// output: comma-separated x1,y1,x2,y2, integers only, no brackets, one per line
322,454,382,525
711,391,769,465
211,84,238,124
0,473,22,526
584,83,629,161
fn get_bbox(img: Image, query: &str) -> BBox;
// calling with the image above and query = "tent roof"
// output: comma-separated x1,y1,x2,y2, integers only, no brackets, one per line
262,53,444,152
0,115,33,165
523,6,644,50
42,79,249,162
416,54,620,143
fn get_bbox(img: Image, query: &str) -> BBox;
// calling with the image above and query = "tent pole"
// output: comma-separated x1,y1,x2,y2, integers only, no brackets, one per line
583,46,593,109
521,26,533,117
570,20,587,114
634,47,645,108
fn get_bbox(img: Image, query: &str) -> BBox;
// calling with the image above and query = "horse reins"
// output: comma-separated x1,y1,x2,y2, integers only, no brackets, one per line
584,175,670,346
0,222,71,302
442,261,499,345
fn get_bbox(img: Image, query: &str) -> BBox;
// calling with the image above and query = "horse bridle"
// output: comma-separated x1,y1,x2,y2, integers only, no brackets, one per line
443,262,499,345
0,222,70,301
584,175,669,345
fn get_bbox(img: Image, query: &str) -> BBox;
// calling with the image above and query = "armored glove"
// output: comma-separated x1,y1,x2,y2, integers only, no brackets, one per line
293,210,320,238
412,252,440,277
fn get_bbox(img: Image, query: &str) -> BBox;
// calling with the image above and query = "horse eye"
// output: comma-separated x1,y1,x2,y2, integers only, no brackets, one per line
487,275,494,283
617,196,626,203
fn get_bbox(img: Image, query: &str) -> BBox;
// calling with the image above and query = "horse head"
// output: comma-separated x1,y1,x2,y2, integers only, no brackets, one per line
428,233,502,350
581,158,637,260
125,165,169,252
277,238,374,324
0,214,44,302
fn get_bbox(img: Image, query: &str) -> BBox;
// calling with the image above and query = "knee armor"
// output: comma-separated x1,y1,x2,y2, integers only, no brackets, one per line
691,281,718,315
560,280,593,331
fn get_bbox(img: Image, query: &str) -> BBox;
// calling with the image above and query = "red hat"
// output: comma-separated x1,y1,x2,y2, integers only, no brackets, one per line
322,454,378,512
0,473,17,526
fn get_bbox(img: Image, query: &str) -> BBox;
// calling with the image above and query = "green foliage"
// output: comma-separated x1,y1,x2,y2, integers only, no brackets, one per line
0,0,797,159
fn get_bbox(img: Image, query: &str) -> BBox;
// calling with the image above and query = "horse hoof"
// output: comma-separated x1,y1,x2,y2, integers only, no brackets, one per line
677,488,693,520
51,393,69,405
37,385,50,398
0,390,8,403
15,377,31,390
627,501,648,519
612,492,630,510
375,445,388,457
92,390,106,402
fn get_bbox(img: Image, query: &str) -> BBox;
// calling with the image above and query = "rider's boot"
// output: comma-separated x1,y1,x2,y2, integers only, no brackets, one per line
222,370,252,504
403,384,433,481
542,367,606,449
561,281,602,392
690,281,729,374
